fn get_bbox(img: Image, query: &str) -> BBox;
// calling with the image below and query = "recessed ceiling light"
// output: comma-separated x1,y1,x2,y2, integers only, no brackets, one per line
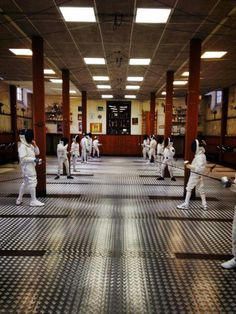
136,8,171,23
59,7,96,22
93,76,109,81
173,80,188,86
201,51,227,59
97,85,111,89
181,71,189,77
44,69,56,75
161,91,166,95
102,95,113,98
126,85,140,90
84,58,105,64
127,76,143,82
125,95,136,99
129,58,151,65
9,48,32,56
50,79,63,83
70,90,76,94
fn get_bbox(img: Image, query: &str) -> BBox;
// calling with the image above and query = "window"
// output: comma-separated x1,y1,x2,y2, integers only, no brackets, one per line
17,87,23,103
107,101,131,135
216,90,222,105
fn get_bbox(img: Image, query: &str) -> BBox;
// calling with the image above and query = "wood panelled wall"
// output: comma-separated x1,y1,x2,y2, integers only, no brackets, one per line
46,134,143,156
205,135,236,166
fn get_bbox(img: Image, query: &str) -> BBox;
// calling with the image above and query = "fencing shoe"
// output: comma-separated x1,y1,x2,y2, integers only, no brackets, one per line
157,176,164,180
30,199,44,207
221,257,236,269
16,198,22,205
67,175,74,179
177,203,189,210
54,175,60,180
171,177,176,181
201,204,208,210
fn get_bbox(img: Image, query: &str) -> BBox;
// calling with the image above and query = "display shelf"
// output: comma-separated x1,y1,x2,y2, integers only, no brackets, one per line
0,112,11,116
17,115,32,119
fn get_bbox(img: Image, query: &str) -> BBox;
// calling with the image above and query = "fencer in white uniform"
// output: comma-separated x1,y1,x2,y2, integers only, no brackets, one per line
221,174,236,269
157,137,176,181
156,136,164,176
148,135,157,163
142,135,150,160
16,129,44,207
80,134,89,163
55,137,74,179
70,135,80,172
88,133,93,158
93,136,101,158
177,139,207,210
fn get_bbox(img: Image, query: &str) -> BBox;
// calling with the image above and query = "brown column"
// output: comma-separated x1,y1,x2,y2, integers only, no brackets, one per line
184,38,201,194
82,91,87,133
219,88,229,162
150,92,155,135
32,36,46,196
164,71,174,138
62,69,70,142
9,85,18,159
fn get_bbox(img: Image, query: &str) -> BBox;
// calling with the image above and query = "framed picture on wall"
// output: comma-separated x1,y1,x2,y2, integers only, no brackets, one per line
57,122,63,133
132,117,138,125
78,114,82,120
97,106,104,111
90,123,102,133
78,106,82,112
78,121,82,132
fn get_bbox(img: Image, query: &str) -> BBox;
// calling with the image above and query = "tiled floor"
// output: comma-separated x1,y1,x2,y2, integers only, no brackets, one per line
0,156,236,313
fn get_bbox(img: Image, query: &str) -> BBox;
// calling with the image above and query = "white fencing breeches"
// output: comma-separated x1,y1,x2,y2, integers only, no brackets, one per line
232,208,236,257
161,159,174,177
57,158,70,176
93,147,100,157
185,173,207,206
143,148,149,159
81,148,88,162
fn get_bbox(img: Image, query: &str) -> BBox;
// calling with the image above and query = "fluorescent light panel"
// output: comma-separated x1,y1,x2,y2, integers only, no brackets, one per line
9,48,32,56
136,8,171,23
127,76,143,82
50,79,63,83
181,71,189,77
125,95,136,99
93,76,109,81
84,58,105,64
126,85,140,90
173,80,187,86
129,58,151,65
44,69,55,75
201,51,227,59
161,91,166,95
97,85,111,89
59,7,96,22
102,95,113,98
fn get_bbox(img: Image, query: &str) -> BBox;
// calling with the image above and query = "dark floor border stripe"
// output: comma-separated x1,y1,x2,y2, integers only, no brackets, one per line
47,173,93,177
157,216,232,222
0,214,68,218
143,184,184,187
149,196,219,201
48,182,89,185
0,177,22,183
175,253,233,260
5,193,82,199
140,175,184,178
0,250,46,256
